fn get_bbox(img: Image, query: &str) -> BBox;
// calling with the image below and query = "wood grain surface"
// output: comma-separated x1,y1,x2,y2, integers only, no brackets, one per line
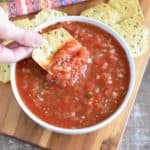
0,0,150,149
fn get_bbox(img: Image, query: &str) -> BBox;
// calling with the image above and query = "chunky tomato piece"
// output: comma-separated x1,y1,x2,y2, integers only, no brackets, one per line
46,40,89,87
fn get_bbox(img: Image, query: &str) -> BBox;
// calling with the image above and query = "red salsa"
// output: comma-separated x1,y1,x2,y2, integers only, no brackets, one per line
16,22,130,128
46,39,90,87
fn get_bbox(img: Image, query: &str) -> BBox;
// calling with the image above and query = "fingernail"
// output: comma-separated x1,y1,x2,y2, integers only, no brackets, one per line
33,34,44,46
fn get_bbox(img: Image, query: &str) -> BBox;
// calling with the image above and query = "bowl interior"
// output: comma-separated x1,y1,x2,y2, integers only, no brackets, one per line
11,16,135,135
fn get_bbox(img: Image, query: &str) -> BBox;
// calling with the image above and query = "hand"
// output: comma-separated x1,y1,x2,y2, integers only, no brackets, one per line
0,7,43,63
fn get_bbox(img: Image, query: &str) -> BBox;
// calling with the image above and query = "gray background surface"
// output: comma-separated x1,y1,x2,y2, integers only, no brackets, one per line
0,60,150,150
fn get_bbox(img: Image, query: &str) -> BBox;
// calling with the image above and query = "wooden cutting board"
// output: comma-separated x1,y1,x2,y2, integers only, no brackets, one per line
0,0,150,149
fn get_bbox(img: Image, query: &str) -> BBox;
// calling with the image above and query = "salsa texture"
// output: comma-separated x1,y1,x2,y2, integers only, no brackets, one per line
46,39,90,87
16,22,130,128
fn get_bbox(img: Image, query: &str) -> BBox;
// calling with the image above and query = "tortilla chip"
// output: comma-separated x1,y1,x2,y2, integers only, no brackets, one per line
13,9,67,30
81,3,120,26
113,16,150,57
13,18,35,30
0,64,10,83
32,28,74,69
32,8,67,27
6,9,66,46
108,0,144,21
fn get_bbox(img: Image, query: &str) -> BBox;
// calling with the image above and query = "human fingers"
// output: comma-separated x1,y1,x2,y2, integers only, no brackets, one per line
0,43,33,63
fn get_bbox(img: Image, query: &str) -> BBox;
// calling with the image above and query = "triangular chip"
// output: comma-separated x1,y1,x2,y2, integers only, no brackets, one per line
113,16,150,57
32,8,67,27
13,18,35,30
0,64,10,83
13,9,67,30
80,3,121,26
32,28,89,87
32,28,74,69
108,0,144,21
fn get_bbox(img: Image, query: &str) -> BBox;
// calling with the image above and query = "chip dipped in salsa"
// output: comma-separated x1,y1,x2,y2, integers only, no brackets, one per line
46,38,90,88
16,22,130,129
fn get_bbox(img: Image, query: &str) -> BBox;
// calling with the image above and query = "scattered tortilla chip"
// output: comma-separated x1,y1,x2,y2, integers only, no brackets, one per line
32,8,67,27
81,1,149,57
0,64,10,83
7,9,66,45
113,16,150,57
13,8,67,30
32,28,74,69
13,18,35,30
81,3,120,26
108,0,144,21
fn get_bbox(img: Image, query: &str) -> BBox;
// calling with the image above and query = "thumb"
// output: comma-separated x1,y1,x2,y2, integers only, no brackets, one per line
0,21,43,47
11,24,44,47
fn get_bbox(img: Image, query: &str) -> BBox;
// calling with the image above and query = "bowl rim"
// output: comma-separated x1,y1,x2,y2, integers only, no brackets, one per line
10,16,135,135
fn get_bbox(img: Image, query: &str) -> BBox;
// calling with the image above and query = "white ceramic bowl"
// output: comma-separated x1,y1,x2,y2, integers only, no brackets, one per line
11,16,135,135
